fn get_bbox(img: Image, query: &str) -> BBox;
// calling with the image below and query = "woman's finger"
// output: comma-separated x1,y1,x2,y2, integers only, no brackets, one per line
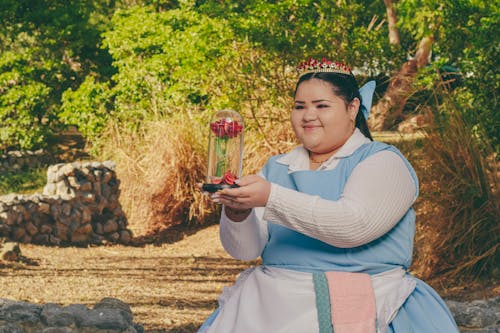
220,185,253,198
236,174,263,187
213,195,251,210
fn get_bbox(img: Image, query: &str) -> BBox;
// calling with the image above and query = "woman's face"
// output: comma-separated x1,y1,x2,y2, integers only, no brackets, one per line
292,78,359,154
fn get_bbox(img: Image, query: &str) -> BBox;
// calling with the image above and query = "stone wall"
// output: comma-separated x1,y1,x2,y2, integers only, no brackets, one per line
0,297,144,333
447,297,499,333
0,296,497,332
0,150,56,173
0,161,132,245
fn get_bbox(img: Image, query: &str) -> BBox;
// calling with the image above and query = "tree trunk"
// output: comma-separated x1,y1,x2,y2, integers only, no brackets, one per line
368,36,434,131
383,0,400,45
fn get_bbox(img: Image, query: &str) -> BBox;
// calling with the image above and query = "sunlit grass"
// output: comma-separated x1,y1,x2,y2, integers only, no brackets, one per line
0,168,46,195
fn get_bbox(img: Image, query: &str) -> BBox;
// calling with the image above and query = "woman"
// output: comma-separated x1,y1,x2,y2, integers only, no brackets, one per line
198,58,458,333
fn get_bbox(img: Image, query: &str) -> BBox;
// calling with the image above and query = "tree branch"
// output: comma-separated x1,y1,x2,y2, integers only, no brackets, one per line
383,0,400,45
368,36,434,131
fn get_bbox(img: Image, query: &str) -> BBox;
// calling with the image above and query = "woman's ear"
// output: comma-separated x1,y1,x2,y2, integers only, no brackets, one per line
348,97,361,121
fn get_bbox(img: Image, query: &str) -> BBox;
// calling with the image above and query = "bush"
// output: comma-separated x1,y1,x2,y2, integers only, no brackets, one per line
412,89,499,283
60,76,112,144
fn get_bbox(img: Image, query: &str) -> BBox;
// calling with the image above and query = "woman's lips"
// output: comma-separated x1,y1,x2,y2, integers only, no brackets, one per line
303,125,321,130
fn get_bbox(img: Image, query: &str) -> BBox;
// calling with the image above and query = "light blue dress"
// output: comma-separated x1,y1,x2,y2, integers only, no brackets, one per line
199,141,458,332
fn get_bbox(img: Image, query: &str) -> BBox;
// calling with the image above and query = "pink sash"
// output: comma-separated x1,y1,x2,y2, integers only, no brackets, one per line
325,271,377,333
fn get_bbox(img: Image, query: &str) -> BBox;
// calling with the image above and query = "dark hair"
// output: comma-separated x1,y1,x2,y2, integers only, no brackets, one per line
294,72,373,140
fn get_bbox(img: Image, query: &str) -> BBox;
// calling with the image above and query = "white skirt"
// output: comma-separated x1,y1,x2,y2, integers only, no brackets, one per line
201,266,415,333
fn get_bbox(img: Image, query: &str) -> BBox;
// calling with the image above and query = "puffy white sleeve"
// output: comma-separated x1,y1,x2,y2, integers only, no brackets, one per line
262,150,417,248
219,173,268,260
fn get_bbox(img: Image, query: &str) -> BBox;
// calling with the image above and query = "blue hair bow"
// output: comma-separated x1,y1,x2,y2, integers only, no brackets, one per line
359,80,376,119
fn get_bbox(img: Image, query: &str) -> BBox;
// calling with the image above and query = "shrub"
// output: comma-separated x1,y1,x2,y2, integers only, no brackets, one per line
412,89,499,283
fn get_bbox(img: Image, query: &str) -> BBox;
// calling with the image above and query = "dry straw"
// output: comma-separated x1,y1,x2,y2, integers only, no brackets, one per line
416,91,498,283
100,114,217,237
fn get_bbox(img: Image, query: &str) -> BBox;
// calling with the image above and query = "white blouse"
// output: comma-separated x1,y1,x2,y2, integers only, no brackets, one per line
219,129,417,261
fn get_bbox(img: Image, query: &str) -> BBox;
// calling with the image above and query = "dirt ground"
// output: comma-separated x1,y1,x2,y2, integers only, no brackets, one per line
1,223,497,333
0,224,257,333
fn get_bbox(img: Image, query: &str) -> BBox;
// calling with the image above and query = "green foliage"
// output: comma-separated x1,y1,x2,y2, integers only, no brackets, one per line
2,0,496,150
102,6,237,115
443,1,500,150
60,76,112,141
0,83,51,150
397,0,499,149
0,0,116,151
195,0,401,72
0,168,46,195
0,31,53,150
71,0,407,147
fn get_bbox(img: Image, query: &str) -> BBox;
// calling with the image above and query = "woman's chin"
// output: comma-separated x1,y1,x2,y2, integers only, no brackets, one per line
301,142,321,152
299,135,322,147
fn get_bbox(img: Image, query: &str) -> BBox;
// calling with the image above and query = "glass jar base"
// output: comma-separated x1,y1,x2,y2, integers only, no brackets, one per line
202,183,239,193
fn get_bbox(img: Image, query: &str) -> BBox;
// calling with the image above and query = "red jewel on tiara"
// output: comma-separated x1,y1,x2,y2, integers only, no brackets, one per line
296,57,351,76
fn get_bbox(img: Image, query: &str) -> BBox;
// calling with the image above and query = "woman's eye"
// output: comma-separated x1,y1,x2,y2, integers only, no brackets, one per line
317,104,329,108
293,105,304,110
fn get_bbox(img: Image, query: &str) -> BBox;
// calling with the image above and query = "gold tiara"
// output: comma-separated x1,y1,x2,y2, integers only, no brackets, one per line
296,58,352,77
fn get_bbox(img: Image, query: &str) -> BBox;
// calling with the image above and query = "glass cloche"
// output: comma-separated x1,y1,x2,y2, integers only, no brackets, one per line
202,110,244,193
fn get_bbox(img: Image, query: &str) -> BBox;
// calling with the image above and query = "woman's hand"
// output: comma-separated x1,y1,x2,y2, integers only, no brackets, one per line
213,175,271,210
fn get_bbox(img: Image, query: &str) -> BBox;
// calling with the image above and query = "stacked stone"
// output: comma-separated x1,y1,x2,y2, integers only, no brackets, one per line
0,161,132,246
0,150,55,173
446,297,499,333
0,297,144,333
0,296,497,333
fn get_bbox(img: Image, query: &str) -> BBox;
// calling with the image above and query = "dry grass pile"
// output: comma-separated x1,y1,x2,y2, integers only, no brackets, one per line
100,114,217,237
243,118,297,174
410,98,499,284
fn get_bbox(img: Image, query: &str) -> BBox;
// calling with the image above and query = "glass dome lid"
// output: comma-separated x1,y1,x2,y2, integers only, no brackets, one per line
202,109,244,193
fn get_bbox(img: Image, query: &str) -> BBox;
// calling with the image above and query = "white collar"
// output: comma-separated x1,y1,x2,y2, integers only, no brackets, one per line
276,128,371,172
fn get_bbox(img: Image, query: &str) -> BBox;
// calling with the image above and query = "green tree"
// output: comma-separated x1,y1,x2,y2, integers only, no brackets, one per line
395,0,499,148
0,0,116,150
60,76,111,141
195,0,401,72
61,3,252,142
2,0,497,151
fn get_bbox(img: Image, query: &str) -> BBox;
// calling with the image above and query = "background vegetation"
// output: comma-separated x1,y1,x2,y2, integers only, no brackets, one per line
1,0,498,285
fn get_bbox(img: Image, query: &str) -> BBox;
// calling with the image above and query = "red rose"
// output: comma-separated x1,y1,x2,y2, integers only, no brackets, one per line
212,171,238,185
223,171,236,185
210,119,243,139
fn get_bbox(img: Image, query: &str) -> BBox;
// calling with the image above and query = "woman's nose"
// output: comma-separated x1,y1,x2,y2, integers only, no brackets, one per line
303,107,318,120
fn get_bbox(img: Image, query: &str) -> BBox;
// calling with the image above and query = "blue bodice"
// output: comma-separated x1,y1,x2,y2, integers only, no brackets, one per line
260,142,419,275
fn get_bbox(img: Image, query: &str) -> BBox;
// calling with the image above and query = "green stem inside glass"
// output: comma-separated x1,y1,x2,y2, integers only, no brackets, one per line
214,137,228,177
